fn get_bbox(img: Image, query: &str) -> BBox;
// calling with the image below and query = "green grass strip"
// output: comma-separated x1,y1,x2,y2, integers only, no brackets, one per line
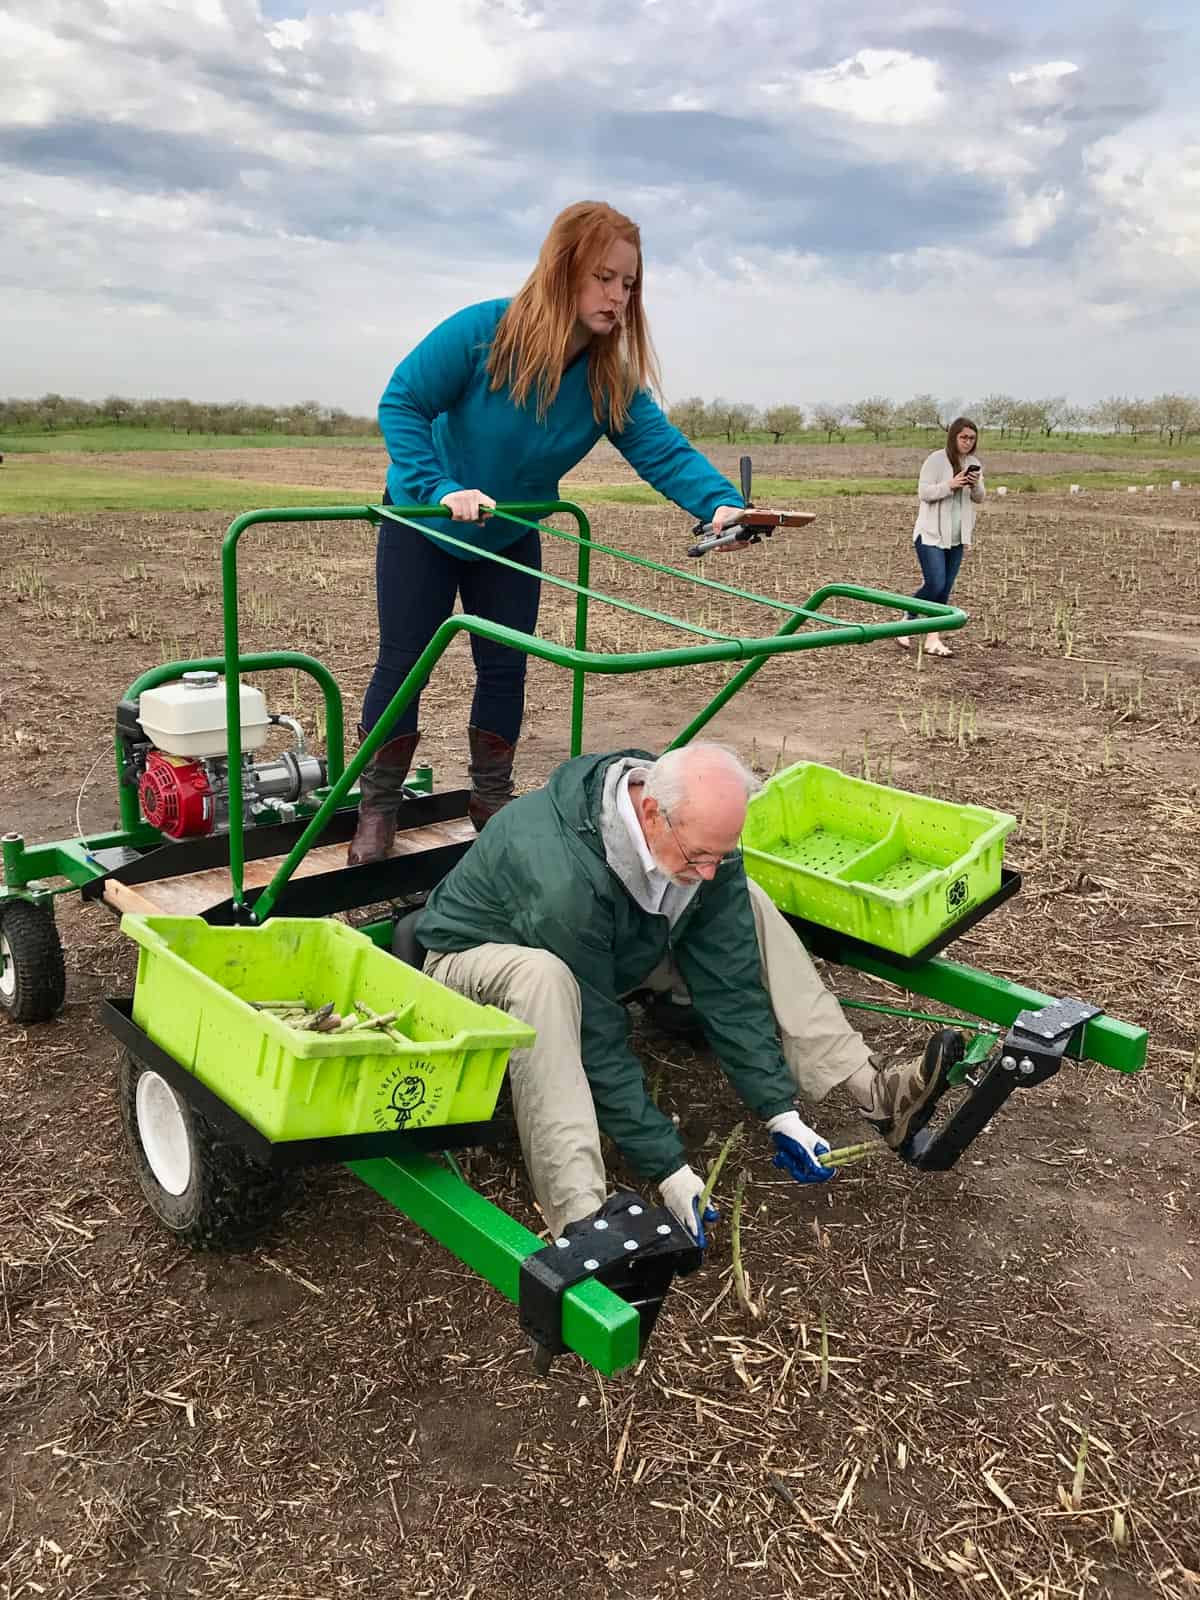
563,468,1194,503
0,427,379,454
0,461,366,514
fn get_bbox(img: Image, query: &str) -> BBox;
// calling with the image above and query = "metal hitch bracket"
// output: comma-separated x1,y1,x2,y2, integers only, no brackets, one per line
520,1195,702,1371
905,997,1105,1171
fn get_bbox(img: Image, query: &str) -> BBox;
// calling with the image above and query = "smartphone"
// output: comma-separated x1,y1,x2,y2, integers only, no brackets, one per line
965,463,981,476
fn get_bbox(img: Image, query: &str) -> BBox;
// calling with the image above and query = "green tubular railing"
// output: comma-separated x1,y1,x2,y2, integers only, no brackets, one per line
219,502,964,922
220,507,378,901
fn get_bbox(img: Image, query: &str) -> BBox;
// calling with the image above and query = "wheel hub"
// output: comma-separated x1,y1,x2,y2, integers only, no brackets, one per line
135,1070,193,1196
0,930,14,1001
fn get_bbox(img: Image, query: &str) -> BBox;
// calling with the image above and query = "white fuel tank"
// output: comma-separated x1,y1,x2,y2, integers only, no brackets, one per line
138,671,271,759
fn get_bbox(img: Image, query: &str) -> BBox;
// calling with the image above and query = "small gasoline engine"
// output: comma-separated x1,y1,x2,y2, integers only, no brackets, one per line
118,670,326,841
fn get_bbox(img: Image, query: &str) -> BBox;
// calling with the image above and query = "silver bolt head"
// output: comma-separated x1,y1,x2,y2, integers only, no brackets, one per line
555,1237,569,1249
628,1205,643,1216
1018,1056,1036,1075
593,1218,609,1230
623,1240,638,1252
1000,1055,1017,1071
657,1223,672,1236
583,1258,599,1271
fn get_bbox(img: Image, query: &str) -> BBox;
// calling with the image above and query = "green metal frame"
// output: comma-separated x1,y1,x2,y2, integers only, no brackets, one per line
350,1155,639,1376
218,503,965,923
837,949,1145,1074
1,497,1148,1375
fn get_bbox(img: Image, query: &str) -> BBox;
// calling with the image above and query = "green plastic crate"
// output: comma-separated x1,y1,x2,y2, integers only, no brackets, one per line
122,914,534,1143
742,763,1016,957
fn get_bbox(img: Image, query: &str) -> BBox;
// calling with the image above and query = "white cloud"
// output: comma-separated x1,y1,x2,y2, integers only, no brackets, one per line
1009,186,1066,247
1009,60,1079,87
786,48,944,126
0,2,1196,410
1082,131,1200,301
265,19,313,51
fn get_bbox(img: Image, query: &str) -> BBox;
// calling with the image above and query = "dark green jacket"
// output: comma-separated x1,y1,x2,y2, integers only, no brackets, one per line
416,750,796,1181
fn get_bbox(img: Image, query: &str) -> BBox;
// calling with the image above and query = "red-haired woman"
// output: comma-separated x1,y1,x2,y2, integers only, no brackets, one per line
349,201,745,863
896,416,984,657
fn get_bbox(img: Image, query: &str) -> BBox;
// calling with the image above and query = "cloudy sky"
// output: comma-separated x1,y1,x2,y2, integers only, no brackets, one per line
4,0,1197,415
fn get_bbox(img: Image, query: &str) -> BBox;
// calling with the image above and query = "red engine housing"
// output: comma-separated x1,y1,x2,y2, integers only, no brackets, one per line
139,751,214,839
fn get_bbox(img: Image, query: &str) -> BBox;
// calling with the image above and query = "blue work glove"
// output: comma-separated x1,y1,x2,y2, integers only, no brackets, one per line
767,1110,836,1183
658,1164,720,1248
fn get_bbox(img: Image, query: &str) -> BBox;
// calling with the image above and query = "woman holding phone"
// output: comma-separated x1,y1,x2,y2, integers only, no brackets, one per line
897,417,984,657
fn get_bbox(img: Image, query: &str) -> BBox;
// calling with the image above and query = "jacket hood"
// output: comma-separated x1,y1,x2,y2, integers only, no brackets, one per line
545,748,656,849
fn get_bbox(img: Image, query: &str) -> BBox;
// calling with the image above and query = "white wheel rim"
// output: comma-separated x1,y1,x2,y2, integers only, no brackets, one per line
135,1070,193,1196
0,931,15,1001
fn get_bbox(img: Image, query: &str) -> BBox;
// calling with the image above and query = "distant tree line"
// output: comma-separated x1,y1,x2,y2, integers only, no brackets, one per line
667,393,1200,446
0,394,378,437
6,389,1198,448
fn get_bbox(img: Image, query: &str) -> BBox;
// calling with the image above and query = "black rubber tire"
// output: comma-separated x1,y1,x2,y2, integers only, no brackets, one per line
0,899,67,1024
118,1050,294,1249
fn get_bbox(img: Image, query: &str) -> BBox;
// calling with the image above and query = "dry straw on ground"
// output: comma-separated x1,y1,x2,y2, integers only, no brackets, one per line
1,453,1198,1597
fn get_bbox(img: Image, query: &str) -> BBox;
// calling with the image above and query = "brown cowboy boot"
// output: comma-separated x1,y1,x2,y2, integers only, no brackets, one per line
466,724,517,831
347,727,421,865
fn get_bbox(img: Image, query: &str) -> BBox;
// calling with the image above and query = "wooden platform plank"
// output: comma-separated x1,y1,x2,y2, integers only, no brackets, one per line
101,816,476,918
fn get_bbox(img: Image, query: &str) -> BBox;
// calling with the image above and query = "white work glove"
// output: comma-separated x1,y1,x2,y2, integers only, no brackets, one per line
766,1109,835,1183
658,1164,719,1246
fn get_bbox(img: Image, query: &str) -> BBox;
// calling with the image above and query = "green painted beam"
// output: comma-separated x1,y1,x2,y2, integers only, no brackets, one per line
1,829,155,896
347,1153,643,1376
834,946,1147,1073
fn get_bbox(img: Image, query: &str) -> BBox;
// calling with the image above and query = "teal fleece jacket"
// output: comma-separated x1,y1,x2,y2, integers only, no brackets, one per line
378,299,742,559
416,750,798,1181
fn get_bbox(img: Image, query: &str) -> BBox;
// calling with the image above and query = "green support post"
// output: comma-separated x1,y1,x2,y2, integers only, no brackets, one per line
348,1154,641,1376
571,525,593,758
2,833,28,891
220,508,370,910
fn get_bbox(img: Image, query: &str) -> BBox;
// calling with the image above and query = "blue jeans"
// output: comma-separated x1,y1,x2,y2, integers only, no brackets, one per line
362,503,541,744
910,540,964,616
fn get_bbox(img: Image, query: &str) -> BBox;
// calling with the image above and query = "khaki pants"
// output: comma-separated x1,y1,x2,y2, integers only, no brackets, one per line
423,881,870,1236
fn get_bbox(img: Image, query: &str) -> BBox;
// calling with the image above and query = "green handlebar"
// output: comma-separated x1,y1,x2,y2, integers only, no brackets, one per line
215,501,965,921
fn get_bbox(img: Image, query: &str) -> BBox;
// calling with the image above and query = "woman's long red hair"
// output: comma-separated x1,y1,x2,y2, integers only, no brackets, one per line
488,201,661,431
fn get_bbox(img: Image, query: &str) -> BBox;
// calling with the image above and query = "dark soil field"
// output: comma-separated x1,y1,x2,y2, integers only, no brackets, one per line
24,436,1199,490
1,460,1198,1598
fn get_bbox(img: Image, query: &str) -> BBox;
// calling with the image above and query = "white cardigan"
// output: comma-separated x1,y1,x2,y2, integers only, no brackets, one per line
913,449,985,547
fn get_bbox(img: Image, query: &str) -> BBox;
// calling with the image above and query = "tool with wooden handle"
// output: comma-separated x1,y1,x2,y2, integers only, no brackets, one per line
687,455,815,556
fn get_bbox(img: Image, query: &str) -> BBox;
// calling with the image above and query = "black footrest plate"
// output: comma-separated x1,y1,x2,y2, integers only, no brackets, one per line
519,1195,701,1358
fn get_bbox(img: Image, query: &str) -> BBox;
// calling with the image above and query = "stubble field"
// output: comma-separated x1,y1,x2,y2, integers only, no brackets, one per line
1,445,1198,1599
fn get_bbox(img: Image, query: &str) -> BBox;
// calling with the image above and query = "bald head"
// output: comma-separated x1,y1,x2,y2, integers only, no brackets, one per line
638,744,760,883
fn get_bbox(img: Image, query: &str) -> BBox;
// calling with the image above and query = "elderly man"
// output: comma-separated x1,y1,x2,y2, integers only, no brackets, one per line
415,743,961,1241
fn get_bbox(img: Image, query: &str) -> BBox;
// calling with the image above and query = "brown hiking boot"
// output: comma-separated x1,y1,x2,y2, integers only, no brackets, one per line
466,724,517,831
347,727,421,865
861,1028,964,1154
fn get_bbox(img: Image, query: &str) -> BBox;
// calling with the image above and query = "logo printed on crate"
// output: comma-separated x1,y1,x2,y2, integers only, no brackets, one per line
373,1061,447,1130
946,875,969,913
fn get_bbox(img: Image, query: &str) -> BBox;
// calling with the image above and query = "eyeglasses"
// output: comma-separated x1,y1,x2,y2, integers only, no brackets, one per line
660,809,742,870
